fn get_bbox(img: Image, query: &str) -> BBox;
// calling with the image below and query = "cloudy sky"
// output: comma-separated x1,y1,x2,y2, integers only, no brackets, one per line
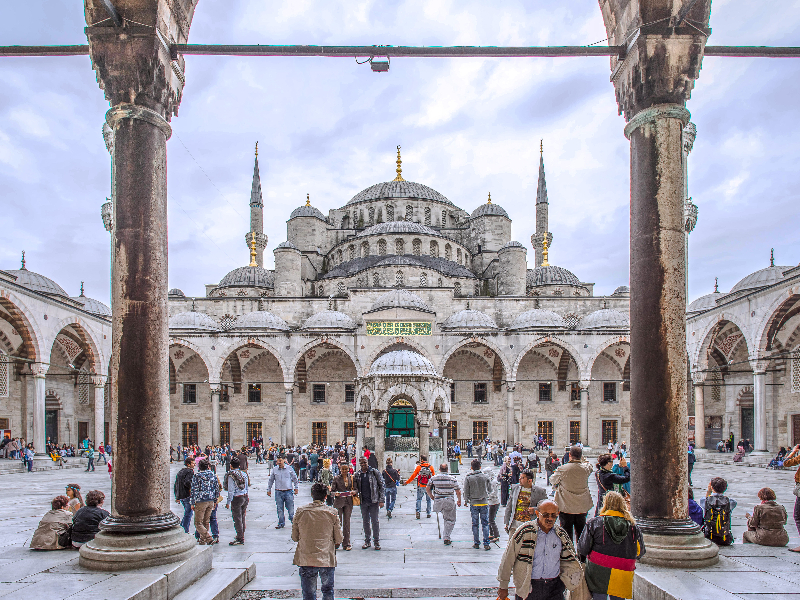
1,0,799,304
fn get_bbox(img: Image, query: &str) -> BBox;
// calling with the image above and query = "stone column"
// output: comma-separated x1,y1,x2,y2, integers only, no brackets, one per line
355,416,366,456
440,418,448,458
285,388,295,447
31,363,47,454
579,381,590,447
752,362,768,453
80,0,199,570
506,382,516,445
692,372,705,450
210,384,221,446
373,410,386,469
92,376,107,448
418,412,431,460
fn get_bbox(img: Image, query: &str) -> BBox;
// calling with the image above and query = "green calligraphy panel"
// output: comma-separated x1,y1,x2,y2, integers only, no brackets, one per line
366,321,432,336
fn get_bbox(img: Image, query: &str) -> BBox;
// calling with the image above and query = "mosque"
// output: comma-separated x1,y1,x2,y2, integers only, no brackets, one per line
1,140,797,463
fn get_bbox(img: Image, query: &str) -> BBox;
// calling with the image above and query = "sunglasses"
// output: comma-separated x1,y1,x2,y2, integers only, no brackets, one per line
538,512,559,519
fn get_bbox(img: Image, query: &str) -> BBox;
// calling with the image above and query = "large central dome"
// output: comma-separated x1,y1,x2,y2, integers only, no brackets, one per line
348,180,452,206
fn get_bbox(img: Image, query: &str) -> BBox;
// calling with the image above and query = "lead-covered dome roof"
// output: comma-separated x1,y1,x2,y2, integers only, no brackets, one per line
500,241,526,251
8,269,68,297
357,221,438,237
218,266,274,289
441,309,499,330
169,311,221,331
471,203,509,219
168,288,185,297
234,310,290,331
612,286,630,296
302,310,356,330
348,181,452,206
368,350,437,376
368,289,431,313
527,265,581,287
579,309,629,329
289,205,327,221
73,295,111,317
730,265,791,294
510,309,565,330
687,292,722,313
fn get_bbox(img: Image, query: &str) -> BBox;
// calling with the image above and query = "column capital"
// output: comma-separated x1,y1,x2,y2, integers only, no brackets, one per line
750,357,768,374
284,385,294,394
91,374,107,388
106,104,172,139
30,363,48,378
691,371,706,385
506,380,516,392
624,104,691,140
579,379,591,391
209,382,222,394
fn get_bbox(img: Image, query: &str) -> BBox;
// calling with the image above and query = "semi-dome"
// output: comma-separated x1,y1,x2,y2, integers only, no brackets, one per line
471,202,509,219
218,266,274,289
509,309,566,330
441,309,498,330
276,240,299,250
73,295,111,317
579,309,629,329
368,289,431,313
234,310,290,331
612,286,630,296
687,292,723,313
302,310,356,330
357,221,438,237
499,241,526,251
730,265,791,294
168,288,185,297
368,350,437,376
169,311,221,331
7,269,68,297
289,204,327,222
527,265,581,287
348,181,452,206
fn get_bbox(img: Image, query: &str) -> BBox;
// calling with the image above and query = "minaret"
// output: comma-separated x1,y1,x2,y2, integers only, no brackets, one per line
530,141,553,268
246,142,268,267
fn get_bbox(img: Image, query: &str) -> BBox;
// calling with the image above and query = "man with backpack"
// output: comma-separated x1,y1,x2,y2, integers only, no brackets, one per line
225,456,250,545
700,477,736,546
174,457,195,533
405,455,435,519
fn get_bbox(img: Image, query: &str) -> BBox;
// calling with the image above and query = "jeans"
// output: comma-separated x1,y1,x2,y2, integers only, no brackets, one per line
591,594,623,600
180,498,193,533
26,457,32,472
488,503,500,539
97,453,107,464
361,502,380,544
299,565,335,600
86,457,95,471
275,490,295,527
559,513,587,544
416,486,432,515
385,487,397,512
470,505,490,546
231,494,249,541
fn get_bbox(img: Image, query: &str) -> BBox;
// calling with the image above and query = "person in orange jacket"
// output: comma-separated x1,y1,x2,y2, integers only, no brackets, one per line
405,455,434,519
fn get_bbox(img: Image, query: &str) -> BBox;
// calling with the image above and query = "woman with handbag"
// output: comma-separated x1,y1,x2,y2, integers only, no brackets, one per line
330,458,355,551
781,444,800,552
31,495,73,550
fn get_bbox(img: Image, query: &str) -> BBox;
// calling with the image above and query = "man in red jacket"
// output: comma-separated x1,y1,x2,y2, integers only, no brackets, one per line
405,455,434,519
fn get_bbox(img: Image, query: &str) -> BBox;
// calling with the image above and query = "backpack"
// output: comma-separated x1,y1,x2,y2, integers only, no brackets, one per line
702,495,733,546
418,464,432,486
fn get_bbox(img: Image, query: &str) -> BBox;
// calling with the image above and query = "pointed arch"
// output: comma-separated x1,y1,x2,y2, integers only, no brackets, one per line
212,338,289,386
755,293,800,353
585,336,631,376
511,335,587,381
0,289,46,362
378,383,426,413
439,336,512,379
169,337,214,377
363,338,436,377
289,337,361,384
691,318,750,374
50,318,104,375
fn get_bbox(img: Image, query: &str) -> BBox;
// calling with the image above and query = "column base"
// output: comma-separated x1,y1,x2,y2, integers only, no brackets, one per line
637,518,718,568
79,525,197,571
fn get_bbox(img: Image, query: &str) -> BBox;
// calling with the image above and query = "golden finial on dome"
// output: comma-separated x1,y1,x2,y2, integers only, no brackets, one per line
393,145,404,182
306,193,311,207
255,141,258,157
541,235,550,266
487,192,492,204
249,232,258,267
540,139,543,155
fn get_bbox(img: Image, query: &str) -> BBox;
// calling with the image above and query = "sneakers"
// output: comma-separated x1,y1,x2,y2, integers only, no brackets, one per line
362,542,372,549
387,510,392,519
275,525,285,529
484,545,491,551
374,543,381,551
444,540,452,545
427,513,431,518
416,512,421,520
473,543,480,549
229,539,244,546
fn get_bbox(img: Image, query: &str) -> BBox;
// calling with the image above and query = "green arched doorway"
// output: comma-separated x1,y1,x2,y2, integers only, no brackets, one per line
386,398,415,437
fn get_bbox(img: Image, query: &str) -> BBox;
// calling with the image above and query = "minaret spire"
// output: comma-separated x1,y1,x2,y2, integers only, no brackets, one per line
530,141,553,267
245,142,267,267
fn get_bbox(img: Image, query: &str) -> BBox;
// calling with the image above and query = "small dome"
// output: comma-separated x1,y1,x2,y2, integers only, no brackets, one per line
687,292,722,313
441,309,499,330
234,310,290,331
357,221,438,237
7,269,68,297
612,286,630,296
369,350,437,376
276,240,299,250
471,203,509,219
348,181,452,206
730,265,791,294
168,288,185,297
302,310,356,330
369,289,431,313
527,265,581,287
499,241,526,252
579,309,629,329
73,296,111,317
290,205,327,222
169,311,220,331
510,309,565,330
218,266,274,289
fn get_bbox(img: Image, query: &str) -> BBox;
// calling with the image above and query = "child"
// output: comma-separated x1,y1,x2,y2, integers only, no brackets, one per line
699,477,736,546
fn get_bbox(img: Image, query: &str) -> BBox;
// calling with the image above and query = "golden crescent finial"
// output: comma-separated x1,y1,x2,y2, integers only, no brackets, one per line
306,193,311,207
394,145,404,182
487,192,492,204
541,235,550,266
249,232,258,267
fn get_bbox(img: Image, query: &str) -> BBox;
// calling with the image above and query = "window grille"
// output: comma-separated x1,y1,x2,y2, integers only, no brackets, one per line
711,367,722,402
181,422,198,447
420,272,427,287
343,422,357,440
248,383,262,403
386,205,394,221
395,270,404,287
539,382,552,402
78,369,90,405
570,421,581,445
337,249,343,263
430,241,439,257
412,239,421,255
442,210,447,227
450,382,456,403
603,382,617,402
447,421,458,440
473,420,488,442
182,383,197,404
570,382,579,402
246,421,263,443
373,272,380,287
457,248,462,264
537,421,554,446
424,207,431,225
378,239,387,255
473,382,488,403
362,241,369,257
349,245,355,260
318,284,324,296
313,383,326,403
792,351,800,393
220,422,230,445
345,384,355,403
454,282,461,296
405,205,413,221
0,351,8,398
368,207,375,225
396,239,404,255
445,244,452,260
602,420,618,445
337,282,346,296
312,422,327,445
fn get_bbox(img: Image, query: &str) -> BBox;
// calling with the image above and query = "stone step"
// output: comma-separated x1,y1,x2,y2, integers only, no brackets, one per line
175,562,255,600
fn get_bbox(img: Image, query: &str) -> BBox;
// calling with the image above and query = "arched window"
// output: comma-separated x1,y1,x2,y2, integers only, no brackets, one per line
368,206,375,225
386,205,394,221
424,207,431,226
457,248,462,264
376,207,383,223
454,282,461,296
395,238,405,255
395,270,404,287
412,239,421,256
361,241,369,258
373,272,380,287
359,209,365,226
0,350,8,398
420,272,427,287
441,209,447,227
318,284,324,296
430,241,439,257
792,350,800,393
340,214,349,228
445,244,452,261
337,249,343,263
405,205,413,221
349,245,355,260
474,283,480,296
337,282,346,296
378,239,387,255
437,277,443,287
